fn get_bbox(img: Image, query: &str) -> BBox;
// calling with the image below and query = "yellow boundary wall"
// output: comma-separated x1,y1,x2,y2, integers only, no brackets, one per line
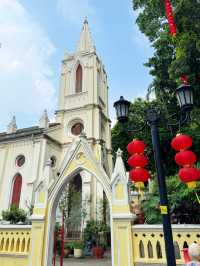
0,225,31,266
132,224,200,265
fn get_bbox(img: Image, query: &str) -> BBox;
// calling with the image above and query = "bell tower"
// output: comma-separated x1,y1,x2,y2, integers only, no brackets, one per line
56,19,111,157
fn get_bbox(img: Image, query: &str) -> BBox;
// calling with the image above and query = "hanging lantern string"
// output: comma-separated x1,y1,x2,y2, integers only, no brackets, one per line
164,0,177,36
164,1,189,83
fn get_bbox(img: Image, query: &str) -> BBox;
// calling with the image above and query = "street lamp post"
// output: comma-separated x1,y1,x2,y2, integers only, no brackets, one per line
114,84,194,266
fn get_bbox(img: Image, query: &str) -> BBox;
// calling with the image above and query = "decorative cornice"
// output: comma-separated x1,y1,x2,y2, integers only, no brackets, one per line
112,213,136,220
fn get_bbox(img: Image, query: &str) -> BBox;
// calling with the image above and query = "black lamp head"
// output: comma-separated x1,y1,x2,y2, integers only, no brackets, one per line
114,96,131,123
176,84,193,112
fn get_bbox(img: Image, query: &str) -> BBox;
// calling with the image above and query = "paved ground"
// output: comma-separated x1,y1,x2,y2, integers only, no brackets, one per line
56,253,111,266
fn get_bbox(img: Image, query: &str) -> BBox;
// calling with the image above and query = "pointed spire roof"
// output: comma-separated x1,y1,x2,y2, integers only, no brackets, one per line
76,18,96,53
7,116,17,134
39,109,49,129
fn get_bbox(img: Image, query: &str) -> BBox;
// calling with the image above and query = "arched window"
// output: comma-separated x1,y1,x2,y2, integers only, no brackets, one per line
11,174,22,208
75,64,82,93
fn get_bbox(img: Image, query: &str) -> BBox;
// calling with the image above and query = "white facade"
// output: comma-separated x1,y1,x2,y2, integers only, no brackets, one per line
0,20,112,222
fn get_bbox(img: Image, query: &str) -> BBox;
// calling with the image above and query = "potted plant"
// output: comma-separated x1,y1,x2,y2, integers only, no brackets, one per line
84,220,109,259
73,241,84,258
64,242,74,258
2,205,27,224
56,241,73,258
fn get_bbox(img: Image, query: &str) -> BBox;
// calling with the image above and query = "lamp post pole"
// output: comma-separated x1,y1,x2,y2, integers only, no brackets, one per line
114,84,194,266
146,109,176,266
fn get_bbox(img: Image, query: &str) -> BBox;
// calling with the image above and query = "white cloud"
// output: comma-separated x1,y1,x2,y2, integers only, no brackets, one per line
0,0,56,131
57,0,96,25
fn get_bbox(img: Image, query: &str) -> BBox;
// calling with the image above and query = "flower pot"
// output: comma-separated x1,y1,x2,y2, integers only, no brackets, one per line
92,246,104,259
74,248,83,258
64,248,71,258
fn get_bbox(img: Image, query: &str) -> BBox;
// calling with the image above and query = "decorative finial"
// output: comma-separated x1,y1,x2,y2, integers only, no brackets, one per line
84,16,88,24
7,116,17,134
39,109,49,129
116,148,123,157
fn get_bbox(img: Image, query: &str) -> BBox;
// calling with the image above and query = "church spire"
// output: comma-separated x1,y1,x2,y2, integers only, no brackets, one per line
76,18,96,53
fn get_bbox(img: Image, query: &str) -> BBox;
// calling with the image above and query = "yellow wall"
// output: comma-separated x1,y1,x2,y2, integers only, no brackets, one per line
132,224,200,265
0,225,31,266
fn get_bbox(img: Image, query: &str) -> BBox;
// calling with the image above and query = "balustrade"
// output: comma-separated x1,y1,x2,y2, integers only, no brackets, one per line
132,224,200,265
0,225,31,256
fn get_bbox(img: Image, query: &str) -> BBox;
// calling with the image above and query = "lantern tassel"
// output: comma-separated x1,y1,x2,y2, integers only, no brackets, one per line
195,192,200,205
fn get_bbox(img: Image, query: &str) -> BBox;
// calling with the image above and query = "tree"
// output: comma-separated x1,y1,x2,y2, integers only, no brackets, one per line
142,175,200,224
112,0,200,222
112,98,178,176
112,98,200,223
132,0,200,109
58,184,87,231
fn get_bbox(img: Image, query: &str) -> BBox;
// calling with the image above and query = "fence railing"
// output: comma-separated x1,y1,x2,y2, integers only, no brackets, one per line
132,224,200,265
0,225,31,256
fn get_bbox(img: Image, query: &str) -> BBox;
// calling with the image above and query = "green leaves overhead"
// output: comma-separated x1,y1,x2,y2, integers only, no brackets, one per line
133,0,200,107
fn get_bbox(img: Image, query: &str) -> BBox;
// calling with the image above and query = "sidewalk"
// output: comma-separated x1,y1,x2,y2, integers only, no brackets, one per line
56,252,111,266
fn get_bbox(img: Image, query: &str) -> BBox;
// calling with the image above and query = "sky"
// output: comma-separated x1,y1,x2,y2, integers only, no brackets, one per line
0,0,153,132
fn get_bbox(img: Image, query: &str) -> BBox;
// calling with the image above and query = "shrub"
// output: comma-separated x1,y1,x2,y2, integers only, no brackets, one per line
2,205,27,224
73,241,84,249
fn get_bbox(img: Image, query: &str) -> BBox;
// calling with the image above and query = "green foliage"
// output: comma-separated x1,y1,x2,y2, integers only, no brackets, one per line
142,176,200,224
56,240,74,255
55,221,61,233
112,1,200,223
73,241,84,249
132,0,200,108
112,98,177,176
84,220,110,247
2,205,27,224
58,184,87,229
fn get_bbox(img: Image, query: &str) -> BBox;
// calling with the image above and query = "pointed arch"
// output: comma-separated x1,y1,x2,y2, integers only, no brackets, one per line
174,241,181,259
21,238,25,252
139,240,145,258
156,241,162,258
0,238,4,251
16,238,20,252
26,238,30,252
75,64,83,93
147,241,153,258
10,238,15,252
11,174,22,208
5,238,9,251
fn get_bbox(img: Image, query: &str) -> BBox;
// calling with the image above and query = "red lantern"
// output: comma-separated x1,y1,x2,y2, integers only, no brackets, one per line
175,150,197,167
171,134,192,151
129,168,150,183
128,154,149,168
164,0,176,36
180,75,189,85
127,139,146,154
178,167,200,188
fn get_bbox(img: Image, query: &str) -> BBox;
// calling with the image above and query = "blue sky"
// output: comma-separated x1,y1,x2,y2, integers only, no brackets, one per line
0,0,153,132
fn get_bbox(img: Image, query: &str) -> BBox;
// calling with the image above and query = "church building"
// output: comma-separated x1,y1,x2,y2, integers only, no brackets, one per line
0,20,112,230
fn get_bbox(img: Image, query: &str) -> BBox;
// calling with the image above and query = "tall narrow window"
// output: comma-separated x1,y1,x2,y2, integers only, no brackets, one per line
75,64,82,93
11,174,22,208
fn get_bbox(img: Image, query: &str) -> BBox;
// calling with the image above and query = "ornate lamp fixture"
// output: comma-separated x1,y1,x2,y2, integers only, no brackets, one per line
114,83,194,266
